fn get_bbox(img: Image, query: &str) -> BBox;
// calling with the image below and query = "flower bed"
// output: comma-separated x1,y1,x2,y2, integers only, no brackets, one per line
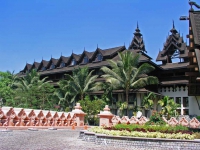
89,125,196,140
106,124,192,134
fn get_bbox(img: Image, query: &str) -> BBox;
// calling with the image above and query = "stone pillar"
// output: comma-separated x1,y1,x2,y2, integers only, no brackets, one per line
98,105,113,127
72,103,86,126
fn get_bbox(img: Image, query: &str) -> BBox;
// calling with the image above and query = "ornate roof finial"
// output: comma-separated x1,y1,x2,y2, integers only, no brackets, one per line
124,42,125,46
97,44,98,49
135,22,141,34
61,52,62,56
84,47,85,51
72,49,73,54
172,20,175,29
170,20,178,34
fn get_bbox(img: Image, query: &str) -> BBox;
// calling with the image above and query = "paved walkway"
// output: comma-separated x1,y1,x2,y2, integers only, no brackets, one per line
0,129,147,150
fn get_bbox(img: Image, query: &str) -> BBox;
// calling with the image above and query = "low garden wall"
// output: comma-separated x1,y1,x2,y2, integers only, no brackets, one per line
80,130,200,150
0,103,86,127
98,105,200,129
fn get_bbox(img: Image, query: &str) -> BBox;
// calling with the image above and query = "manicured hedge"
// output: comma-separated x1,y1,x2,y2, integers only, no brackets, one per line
104,124,191,134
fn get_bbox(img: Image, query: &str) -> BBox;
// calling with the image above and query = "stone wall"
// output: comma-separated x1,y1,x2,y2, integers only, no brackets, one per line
80,130,200,150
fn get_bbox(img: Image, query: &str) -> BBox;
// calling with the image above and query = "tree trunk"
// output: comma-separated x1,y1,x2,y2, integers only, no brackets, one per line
81,94,84,101
126,89,129,116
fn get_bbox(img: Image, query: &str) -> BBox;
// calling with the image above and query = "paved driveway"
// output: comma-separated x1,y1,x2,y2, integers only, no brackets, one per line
0,129,136,150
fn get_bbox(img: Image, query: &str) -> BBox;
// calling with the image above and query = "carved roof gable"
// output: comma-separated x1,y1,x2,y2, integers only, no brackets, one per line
156,22,188,64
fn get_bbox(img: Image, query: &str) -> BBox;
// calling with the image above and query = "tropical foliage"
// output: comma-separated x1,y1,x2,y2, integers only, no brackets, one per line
158,96,179,119
53,79,71,111
145,111,166,125
100,51,158,114
0,69,57,110
141,92,156,110
89,126,194,140
64,67,98,102
0,71,17,106
78,95,106,125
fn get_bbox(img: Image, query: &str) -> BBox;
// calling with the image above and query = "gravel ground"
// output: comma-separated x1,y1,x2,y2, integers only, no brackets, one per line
0,129,150,150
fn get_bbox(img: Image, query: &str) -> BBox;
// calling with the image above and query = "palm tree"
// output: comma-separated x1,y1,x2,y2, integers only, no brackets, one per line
65,67,98,102
101,51,158,115
92,81,114,104
14,69,53,108
53,79,71,110
158,96,179,119
0,71,19,106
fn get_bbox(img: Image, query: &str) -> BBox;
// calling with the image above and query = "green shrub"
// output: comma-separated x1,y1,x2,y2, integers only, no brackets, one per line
90,127,195,140
145,111,166,126
112,124,189,133
194,132,200,139
196,116,200,120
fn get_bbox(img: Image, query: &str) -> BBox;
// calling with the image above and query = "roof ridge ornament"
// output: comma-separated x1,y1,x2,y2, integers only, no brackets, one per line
189,1,200,10
135,22,141,34
170,20,178,34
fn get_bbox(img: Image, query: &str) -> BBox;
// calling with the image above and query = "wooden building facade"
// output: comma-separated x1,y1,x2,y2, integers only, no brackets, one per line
18,2,200,117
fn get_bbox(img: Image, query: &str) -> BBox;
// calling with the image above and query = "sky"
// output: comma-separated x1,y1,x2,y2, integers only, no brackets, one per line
0,0,194,73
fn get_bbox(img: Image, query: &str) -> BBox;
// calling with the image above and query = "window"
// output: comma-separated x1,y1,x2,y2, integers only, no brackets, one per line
175,97,189,115
71,59,76,66
129,93,137,104
83,56,88,64
50,63,55,69
60,61,65,67
183,97,189,107
176,97,181,105
42,66,46,71
96,53,103,61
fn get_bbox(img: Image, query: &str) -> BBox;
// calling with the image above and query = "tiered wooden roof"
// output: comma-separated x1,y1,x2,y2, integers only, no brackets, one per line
128,23,146,53
156,21,188,64
19,46,127,75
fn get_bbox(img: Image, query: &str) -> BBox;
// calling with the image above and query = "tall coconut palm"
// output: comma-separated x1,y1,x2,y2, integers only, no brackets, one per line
65,67,98,102
101,51,159,115
53,79,71,109
14,69,53,108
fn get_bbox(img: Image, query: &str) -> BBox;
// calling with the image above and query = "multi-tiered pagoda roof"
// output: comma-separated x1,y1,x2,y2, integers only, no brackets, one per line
156,22,188,65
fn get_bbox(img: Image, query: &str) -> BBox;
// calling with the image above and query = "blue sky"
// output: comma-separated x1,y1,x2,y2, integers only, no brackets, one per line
0,0,192,72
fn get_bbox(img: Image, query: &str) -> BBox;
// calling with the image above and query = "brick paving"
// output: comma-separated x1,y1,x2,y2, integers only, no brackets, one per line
0,128,149,150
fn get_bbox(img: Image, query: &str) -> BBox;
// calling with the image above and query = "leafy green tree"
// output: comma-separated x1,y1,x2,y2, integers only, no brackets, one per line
65,67,98,102
158,96,179,119
53,79,71,111
101,51,159,115
141,92,156,110
0,71,18,106
78,95,106,125
92,81,114,105
14,69,55,109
